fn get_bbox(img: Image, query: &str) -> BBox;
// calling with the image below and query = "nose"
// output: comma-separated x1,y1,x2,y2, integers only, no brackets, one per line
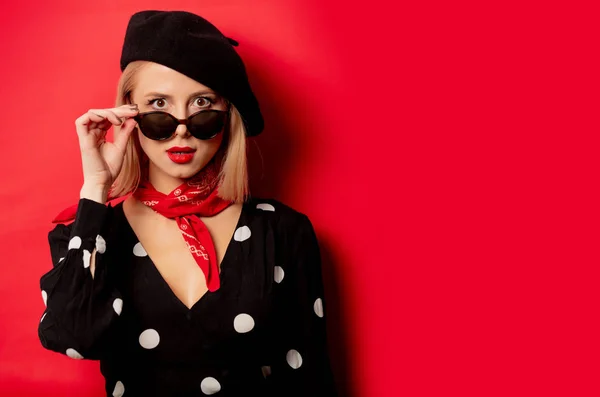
172,110,191,138
174,123,190,138
169,106,191,138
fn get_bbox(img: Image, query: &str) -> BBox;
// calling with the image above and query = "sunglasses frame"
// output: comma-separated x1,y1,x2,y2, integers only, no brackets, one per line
133,106,231,141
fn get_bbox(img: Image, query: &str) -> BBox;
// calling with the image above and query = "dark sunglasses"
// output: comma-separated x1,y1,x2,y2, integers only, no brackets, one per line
133,108,229,141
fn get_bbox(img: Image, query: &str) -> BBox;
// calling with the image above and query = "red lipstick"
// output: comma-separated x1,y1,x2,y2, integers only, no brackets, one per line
166,146,196,164
168,146,195,152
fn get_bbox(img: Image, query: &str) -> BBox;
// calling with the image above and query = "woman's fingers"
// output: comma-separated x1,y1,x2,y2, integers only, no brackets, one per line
88,109,124,126
79,105,138,128
75,105,139,145
111,104,139,119
113,118,137,152
74,104,139,188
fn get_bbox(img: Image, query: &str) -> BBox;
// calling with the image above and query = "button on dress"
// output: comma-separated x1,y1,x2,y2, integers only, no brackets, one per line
38,197,337,396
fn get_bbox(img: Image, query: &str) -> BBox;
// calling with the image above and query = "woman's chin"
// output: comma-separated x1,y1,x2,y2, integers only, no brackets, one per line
164,161,211,178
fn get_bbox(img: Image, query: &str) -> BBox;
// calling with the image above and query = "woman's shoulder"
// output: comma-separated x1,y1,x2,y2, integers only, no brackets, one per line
245,196,313,232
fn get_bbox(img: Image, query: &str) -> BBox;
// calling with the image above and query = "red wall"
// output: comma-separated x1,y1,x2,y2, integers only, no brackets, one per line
1,0,598,396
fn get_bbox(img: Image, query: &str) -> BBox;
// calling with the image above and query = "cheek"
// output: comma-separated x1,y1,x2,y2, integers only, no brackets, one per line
212,134,226,152
137,130,163,157
196,134,225,156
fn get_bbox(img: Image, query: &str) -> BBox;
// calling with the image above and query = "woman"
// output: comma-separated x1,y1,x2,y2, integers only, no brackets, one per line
38,10,337,397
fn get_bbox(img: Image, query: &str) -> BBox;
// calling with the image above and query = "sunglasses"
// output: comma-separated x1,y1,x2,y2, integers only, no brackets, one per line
133,108,229,141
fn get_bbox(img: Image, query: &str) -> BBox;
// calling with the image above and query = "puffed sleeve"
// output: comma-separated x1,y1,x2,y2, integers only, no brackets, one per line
38,198,122,360
267,213,338,396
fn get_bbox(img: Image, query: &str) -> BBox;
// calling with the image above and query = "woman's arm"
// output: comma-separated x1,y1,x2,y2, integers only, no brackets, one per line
38,198,122,360
267,213,338,396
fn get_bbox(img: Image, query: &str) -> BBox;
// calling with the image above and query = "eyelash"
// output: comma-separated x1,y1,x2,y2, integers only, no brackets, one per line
145,97,215,108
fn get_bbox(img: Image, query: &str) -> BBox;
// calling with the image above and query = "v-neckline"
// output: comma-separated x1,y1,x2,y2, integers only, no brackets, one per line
116,200,246,314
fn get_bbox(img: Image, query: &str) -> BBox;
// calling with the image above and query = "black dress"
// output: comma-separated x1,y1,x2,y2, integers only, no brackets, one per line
38,197,337,396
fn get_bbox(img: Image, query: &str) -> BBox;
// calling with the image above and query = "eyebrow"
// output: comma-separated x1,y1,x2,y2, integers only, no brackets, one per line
143,90,218,99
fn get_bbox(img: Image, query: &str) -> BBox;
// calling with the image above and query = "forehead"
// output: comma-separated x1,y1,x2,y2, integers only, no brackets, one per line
134,62,214,95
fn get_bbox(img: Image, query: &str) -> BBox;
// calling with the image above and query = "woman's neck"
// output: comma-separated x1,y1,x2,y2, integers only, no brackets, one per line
147,164,186,194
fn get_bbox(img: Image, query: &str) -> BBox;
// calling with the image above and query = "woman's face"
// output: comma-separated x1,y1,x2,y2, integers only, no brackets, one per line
130,62,227,181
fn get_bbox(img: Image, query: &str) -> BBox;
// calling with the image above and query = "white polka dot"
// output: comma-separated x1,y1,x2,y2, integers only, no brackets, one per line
82,249,91,268
66,348,83,359
113,298,123,316
256,203,275,211
314,298,324,318
200,377,221,395
68,236,82,250
40,312,47,323
41,290,47,306
139,328,160,349
58,257,65,263
96,235,106,254
233,226,251,242
261,365,272,378
274,266,285,283
112,380,125,397
286,349,303,369
133,242,147,257
233,313,255,333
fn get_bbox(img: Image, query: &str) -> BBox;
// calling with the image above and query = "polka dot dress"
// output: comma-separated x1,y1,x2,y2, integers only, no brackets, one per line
38,197,337,396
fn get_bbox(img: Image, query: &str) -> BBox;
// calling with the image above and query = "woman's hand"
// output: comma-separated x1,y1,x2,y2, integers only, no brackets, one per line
75,104,139,203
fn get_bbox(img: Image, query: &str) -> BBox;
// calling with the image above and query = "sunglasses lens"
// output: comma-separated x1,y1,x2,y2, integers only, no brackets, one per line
136,113,177,140
188,110,226,140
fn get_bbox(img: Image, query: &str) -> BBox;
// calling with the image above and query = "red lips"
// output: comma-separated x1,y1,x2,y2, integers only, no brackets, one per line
167,146,196,153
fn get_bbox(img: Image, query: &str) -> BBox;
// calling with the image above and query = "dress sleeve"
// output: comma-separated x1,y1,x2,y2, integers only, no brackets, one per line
38,198,122,361
267,213,338,396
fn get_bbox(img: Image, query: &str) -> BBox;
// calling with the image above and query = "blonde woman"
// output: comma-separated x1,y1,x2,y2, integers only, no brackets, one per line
38,10,337,396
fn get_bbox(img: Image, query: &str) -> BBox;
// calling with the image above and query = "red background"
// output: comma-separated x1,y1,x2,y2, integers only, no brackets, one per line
1,0,598,396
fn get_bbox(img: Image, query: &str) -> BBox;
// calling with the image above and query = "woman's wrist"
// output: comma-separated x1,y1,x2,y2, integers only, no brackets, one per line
80,183,110,204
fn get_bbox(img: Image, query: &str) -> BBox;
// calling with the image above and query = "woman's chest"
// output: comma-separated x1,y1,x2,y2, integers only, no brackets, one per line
103,211,280,358
124,205,242,310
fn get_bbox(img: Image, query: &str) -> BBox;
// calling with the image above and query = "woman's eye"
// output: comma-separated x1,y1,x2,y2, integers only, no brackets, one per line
146,97,213,109
148,98,167,109
194,97,213,107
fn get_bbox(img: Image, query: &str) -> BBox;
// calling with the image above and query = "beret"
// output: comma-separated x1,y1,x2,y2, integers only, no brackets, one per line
120,10,264,136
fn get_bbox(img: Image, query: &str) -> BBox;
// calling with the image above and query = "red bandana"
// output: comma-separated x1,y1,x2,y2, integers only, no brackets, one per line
52,160,233,292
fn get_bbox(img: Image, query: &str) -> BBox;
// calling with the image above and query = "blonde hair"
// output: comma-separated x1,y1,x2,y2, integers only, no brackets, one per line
110,61,249,203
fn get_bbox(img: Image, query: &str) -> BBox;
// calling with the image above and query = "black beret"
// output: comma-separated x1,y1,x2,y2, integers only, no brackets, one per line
120,10,264,137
